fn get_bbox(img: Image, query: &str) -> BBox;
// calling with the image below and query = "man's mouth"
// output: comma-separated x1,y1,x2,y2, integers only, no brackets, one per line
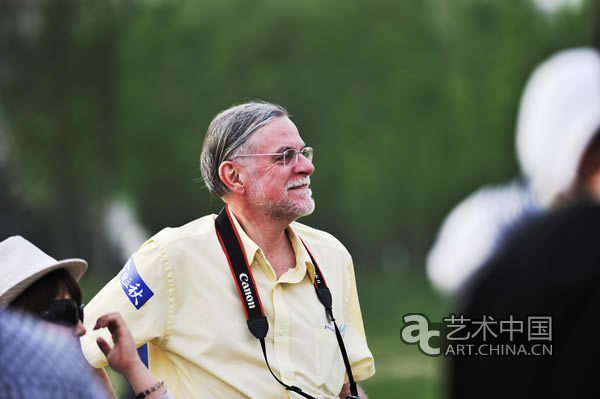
288,183,308,190
287,179,310,190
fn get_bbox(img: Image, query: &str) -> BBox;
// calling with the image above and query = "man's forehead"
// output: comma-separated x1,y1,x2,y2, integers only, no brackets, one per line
249,117,305,151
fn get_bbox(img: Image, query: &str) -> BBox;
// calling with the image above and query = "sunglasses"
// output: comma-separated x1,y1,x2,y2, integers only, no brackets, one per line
41,299,84,327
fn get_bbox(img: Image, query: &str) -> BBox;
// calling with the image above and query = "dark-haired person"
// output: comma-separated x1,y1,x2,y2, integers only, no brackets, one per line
9,267,88,335
449,201,600,398
0,235,173,399
81,101,374,399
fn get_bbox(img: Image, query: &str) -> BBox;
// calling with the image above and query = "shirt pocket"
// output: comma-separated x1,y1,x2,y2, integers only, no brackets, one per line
313,325,345,396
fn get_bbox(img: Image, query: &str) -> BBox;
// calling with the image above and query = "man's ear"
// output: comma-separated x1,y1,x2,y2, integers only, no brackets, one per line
218,161,245,194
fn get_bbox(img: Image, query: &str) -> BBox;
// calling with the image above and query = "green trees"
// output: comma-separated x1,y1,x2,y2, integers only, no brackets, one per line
1,0,594,272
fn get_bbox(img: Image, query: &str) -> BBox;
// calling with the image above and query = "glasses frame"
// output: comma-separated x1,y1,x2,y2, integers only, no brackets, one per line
233,146,313,167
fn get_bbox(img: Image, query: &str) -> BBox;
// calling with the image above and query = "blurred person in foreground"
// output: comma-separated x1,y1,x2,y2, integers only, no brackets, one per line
81,101,375,399
0,308,107,398
0,235,172,399
448,201,600,398
426,47,600,296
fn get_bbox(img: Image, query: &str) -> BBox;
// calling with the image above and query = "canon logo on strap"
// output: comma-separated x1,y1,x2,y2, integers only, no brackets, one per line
239,273,256,309
314,274,323,285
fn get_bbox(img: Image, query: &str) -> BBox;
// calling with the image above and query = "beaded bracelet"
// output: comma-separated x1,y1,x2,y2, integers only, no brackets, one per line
134,381,165,399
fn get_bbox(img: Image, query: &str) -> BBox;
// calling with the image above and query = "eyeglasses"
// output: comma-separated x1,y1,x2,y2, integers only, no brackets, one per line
41,299,84,327
233,147,313,167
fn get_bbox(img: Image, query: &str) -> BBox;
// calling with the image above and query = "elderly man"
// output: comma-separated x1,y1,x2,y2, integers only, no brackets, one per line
81,101,375,398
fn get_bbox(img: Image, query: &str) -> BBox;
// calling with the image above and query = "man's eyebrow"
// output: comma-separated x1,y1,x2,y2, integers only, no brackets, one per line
275,144,306,153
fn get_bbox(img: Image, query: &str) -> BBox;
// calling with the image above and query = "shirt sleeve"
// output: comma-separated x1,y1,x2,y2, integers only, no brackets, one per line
343,251,375,382
80,239,173,368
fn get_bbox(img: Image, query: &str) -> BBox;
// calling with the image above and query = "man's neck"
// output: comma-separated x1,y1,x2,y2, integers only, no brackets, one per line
227,203,296,278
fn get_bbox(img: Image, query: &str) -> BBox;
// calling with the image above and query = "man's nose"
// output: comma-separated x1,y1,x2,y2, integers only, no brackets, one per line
293,152,315,175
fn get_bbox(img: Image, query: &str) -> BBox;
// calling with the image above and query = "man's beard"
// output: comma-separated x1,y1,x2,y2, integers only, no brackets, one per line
248,177,315,221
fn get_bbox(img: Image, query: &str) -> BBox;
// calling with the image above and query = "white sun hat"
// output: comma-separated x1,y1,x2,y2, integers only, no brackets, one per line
426,180,538,294
0,236,87,308
516,47,600,207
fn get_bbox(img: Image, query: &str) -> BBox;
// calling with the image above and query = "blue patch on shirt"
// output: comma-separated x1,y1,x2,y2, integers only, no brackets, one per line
137,344,149,368
119,256,154,309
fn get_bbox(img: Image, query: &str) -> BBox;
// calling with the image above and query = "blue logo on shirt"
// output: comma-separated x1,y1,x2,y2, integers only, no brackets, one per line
323,323,346,338
119,256,154,309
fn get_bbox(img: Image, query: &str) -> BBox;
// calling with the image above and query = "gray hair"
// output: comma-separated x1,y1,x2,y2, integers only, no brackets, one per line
200,101,288,198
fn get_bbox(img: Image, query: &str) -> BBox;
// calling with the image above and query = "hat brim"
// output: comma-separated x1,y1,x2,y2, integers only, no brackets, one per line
0,258,87,308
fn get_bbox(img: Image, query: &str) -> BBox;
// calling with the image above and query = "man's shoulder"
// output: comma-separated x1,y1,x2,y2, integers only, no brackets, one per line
147,214,218,249
290,220,350,256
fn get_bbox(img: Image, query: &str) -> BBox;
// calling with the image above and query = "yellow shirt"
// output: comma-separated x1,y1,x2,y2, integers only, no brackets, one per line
81,211,375,398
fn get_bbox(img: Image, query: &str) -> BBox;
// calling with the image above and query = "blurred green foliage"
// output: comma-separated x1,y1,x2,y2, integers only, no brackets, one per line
357,268,452,398
1,0,594,271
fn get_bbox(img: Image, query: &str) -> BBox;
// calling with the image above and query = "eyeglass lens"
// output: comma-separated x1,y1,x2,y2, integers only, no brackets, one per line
283,147,313,166
41,299,84,327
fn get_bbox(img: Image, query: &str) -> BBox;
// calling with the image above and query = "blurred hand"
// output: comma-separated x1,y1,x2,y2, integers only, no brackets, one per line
94,312,141,376
338,383,368,399
94,313,166,398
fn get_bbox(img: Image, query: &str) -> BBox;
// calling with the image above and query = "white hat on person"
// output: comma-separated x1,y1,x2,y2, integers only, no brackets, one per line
0,236,87,308
516,47,600,207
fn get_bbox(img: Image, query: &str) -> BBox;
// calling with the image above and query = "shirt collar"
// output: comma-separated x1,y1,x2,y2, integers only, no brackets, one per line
286,223,316,284
227,210,316,283
227,209,260,267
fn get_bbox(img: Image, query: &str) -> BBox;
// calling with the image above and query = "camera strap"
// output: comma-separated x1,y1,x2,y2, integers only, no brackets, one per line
215,205,359,399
